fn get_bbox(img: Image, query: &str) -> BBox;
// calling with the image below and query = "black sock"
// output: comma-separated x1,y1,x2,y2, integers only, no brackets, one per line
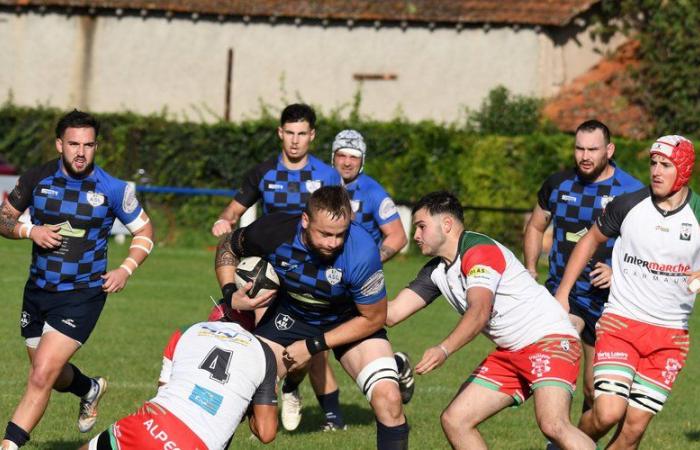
376,419,409,450
282,373,305,394
4,421,30,447
64,364,93,398
316,389,344,426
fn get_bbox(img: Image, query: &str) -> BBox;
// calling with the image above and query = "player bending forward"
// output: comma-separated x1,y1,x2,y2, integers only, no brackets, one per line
80,304,277,450
386,191,595,450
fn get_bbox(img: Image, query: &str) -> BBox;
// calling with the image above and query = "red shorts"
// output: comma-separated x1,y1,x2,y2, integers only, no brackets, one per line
467,334,581,405
593,313,689,392
104,402,207,450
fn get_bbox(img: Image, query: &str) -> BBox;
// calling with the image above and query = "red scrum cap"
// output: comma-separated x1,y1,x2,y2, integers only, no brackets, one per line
208,301,256,332
650,135,695,193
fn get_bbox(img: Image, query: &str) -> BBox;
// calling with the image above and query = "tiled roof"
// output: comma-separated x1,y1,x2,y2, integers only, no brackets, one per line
2,0,599,26
543,40,653,139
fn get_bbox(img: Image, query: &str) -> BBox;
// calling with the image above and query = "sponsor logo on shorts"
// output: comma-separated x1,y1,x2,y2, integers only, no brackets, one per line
305,180,322,193
680,223,692,241
86,191,105,207
378,198,398,220
560,339,570,352
20,311,30,328
62,318,77,328
325,267,342,285
142,418,182,449
597,351,628,361
360,270,385,296
529,353,551,377
662,358,682,385
275,313,295,331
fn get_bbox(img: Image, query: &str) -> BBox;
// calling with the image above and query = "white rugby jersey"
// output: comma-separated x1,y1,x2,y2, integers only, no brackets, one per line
408,231,577,350
596,188,700,329
153,321,277,450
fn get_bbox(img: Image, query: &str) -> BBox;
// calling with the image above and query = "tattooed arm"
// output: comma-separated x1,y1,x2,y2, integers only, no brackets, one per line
0,200,20,238
215,231,240,287
0,201,62,248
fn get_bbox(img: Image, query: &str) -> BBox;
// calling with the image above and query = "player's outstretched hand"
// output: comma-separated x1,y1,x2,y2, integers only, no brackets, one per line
415,346,448,375
282,340,311,371
101,267,130,293
30,224,62,249
685,270,700,293
211,219,234,237
590,262,612,289
230,282,276,310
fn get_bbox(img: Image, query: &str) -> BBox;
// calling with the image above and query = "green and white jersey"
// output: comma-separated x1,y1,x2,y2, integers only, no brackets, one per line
408,231,577,351
597,188,700,329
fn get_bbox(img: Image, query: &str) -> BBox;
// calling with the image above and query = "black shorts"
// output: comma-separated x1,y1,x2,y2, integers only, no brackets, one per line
569,301,600,346
21,280,107,345
255,301,389,360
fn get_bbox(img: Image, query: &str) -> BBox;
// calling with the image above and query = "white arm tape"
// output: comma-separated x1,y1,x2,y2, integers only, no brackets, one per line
130,244,152,254
119,264,133,276
19,223,35,239
125,257,139,267
125,215,150,233
130,236,154,254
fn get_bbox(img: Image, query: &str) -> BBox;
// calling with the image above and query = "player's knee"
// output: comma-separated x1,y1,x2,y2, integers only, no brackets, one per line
28,364,60,391
537,416,568,441
356,356,398,403
441,405,467,434
371,381,402,416
593,404,624,430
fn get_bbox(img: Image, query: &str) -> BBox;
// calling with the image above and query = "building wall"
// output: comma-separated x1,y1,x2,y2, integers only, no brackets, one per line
0,10,620,122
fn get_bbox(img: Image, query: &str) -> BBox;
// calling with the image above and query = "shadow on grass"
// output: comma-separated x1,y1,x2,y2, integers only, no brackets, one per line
686,430,700,441
36,439,84,450
282,403,376,435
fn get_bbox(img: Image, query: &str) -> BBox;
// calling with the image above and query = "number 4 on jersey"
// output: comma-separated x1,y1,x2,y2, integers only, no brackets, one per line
199,347,233,384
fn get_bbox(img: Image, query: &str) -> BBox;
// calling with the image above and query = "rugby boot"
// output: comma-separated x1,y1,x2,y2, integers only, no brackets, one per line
78,377,107,433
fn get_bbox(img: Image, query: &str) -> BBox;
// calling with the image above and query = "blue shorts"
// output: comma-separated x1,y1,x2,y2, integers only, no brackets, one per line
569,301,600,346
21,280,106,345
255,301,388,360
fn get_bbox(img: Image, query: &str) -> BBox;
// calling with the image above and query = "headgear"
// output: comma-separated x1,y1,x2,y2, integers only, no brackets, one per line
649,135,695,193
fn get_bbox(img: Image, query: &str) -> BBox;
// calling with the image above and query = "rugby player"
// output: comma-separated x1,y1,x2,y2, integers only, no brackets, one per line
556,135,699,448
0,110,154,450
79,304,278,449
524,120,643,413
387,191,595,449
216,186,409,449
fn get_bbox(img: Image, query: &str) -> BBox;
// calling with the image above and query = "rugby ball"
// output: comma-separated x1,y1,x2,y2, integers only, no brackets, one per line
235,256,280,298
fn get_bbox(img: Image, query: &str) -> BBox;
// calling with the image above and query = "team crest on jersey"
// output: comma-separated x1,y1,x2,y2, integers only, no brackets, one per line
600,195,614,210
86,191,105,207
350,200,361,213
122,183,139,214
529,353,551,377
325,267,343,285
20,311,30,328
275,313,295,331
680,223,692,241
305,180,322,193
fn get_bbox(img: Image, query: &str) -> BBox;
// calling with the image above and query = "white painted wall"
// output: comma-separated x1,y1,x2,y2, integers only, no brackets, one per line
0,10,620,123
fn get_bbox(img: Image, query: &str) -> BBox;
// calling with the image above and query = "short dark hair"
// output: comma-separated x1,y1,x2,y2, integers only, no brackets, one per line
306,186,352,221
575,119,610,144
412,191,464,223
55,109,100,139
280,103,316,129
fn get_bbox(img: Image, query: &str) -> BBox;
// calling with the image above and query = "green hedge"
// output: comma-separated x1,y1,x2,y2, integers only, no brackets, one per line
0,104,671,249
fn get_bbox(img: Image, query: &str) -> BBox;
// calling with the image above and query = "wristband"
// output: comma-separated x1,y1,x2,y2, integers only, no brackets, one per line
214,219,227,226
221,283,237,305
19,223,35,239
119,264,133,276
438,344,450,359
305,335,329,355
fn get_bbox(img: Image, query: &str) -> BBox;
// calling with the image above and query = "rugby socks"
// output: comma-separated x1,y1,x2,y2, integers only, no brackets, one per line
316,389,345,428
3,421,29,448
66,364,93,398
282,373,305,394
376,419,409,450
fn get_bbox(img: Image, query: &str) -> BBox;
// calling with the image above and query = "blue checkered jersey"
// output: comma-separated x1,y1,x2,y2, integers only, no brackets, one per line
233,154,341,215
345,174,401,246
8,159,143,292
230,213,386,326
537,163,643,315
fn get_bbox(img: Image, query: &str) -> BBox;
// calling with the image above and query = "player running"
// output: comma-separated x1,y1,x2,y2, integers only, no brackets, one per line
387,191,594,449
555,135,699,448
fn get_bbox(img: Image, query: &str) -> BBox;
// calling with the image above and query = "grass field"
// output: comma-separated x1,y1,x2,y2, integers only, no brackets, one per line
1,238,699,449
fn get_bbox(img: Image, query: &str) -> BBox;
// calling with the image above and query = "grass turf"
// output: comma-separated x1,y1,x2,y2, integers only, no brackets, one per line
1,239,699,449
